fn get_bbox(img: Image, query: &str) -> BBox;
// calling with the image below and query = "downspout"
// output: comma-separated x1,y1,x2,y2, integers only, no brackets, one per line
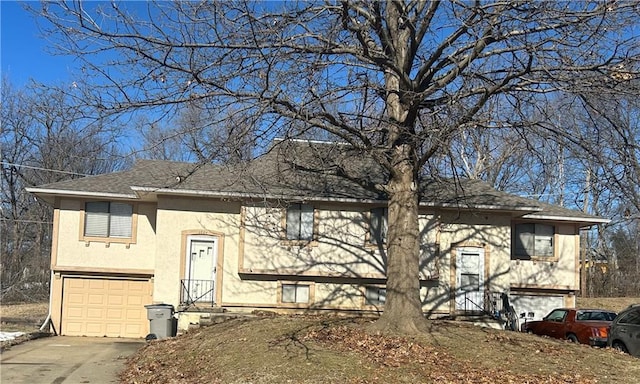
39,269,55,334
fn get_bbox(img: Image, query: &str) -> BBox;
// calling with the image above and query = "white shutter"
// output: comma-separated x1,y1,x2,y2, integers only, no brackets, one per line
109,203,133,238
85,202,109,237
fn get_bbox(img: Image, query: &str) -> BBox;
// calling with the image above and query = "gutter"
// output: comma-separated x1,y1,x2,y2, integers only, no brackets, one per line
25,187,136,200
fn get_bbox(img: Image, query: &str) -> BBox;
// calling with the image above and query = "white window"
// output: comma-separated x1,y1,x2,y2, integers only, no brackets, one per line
286,204,314,241
365,286,386,306
281,284,310,303
84,202,133,238
513,223,554,258
369,207,388,245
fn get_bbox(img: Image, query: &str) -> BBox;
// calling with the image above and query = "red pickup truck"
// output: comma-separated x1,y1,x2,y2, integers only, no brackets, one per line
521,308,617,347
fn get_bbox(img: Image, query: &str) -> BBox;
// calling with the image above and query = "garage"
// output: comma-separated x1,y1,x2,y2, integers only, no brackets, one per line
61,277,152,338
510,294,565,322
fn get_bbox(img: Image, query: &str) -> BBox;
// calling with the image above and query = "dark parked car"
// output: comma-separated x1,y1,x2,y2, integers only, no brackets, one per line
521,308,617,347
607,304,640,357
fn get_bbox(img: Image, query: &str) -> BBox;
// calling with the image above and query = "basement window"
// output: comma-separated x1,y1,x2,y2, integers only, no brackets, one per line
281,284,310,304
365,286,386,306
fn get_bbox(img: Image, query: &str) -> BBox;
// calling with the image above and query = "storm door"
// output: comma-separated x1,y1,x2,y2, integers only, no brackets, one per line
455,247,485,311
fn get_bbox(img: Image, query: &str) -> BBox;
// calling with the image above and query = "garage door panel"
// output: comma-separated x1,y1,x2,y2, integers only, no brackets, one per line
67,292,85,304
89,279,106,289
88,294,106,305
65,322,83,334
66,306,83,318
108,295,124,305
87,308,104,318
126,308,144,320
62,277,151,338
107,308,123,319
68,279,86,289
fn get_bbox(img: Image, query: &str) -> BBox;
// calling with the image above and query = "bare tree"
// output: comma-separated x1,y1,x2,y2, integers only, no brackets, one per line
135,100,256,163
1,78,124,301
566,92,640,296
34,1,640,333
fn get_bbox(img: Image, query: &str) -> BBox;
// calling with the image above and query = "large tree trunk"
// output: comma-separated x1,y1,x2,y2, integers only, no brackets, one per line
372,143,426,334
369,8,427,330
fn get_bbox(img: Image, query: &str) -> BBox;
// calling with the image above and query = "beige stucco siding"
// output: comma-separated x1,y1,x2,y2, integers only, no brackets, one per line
420,282,450,314
54,199,156,271
153,196,242,306
241,204,382,277
437,211,512,293
313,283,364,309
509,223,578,289
242,206,383,277
241,204,440,279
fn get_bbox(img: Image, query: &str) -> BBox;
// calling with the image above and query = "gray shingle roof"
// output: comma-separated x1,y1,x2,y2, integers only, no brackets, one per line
27,139,607,225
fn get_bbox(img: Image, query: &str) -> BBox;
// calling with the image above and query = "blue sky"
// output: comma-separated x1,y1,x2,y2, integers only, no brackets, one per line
1,1,75,86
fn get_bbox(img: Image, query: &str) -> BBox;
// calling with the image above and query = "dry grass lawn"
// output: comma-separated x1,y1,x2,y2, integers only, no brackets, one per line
1,298,638,380
121,297,640,384
0,301,48,331
0,301,49,351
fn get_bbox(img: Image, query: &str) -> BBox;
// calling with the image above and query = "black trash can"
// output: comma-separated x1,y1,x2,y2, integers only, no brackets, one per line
145,304,175,340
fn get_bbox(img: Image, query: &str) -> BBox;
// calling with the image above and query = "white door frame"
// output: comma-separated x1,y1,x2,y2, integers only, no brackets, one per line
455,247,485,311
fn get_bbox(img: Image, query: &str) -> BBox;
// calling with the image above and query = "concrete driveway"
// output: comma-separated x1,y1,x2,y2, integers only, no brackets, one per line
1,336,144,383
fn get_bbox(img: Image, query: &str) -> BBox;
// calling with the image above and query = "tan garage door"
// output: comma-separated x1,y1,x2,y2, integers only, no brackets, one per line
62,277,152,338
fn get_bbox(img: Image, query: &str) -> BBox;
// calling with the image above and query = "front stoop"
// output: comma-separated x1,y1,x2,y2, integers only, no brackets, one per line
176,307,254,333
439,314,507,330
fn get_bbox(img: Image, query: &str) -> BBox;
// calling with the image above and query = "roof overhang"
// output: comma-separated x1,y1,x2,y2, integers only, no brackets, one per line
521,213,611,227
131,186,546,214
25,187,137,205
130,186,384,204
26,185,610,227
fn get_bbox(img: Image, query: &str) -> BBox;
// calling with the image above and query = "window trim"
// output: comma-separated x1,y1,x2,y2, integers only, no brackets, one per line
281,203,318,245
511,221,557,261
277,281,314,308
79,200,138,246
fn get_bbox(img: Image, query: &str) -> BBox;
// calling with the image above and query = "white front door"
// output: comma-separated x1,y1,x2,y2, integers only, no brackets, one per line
184,236,217,305
455,247,485,311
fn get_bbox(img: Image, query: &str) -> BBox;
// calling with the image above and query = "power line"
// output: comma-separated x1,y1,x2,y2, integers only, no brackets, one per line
0,218,53,224
0,162,90,177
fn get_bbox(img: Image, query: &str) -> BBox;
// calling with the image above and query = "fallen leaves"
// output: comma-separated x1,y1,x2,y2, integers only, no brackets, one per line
118,316,611,384
303,323,598,384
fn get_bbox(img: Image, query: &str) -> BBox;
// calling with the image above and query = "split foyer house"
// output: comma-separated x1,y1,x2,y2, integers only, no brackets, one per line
27,139,608,338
